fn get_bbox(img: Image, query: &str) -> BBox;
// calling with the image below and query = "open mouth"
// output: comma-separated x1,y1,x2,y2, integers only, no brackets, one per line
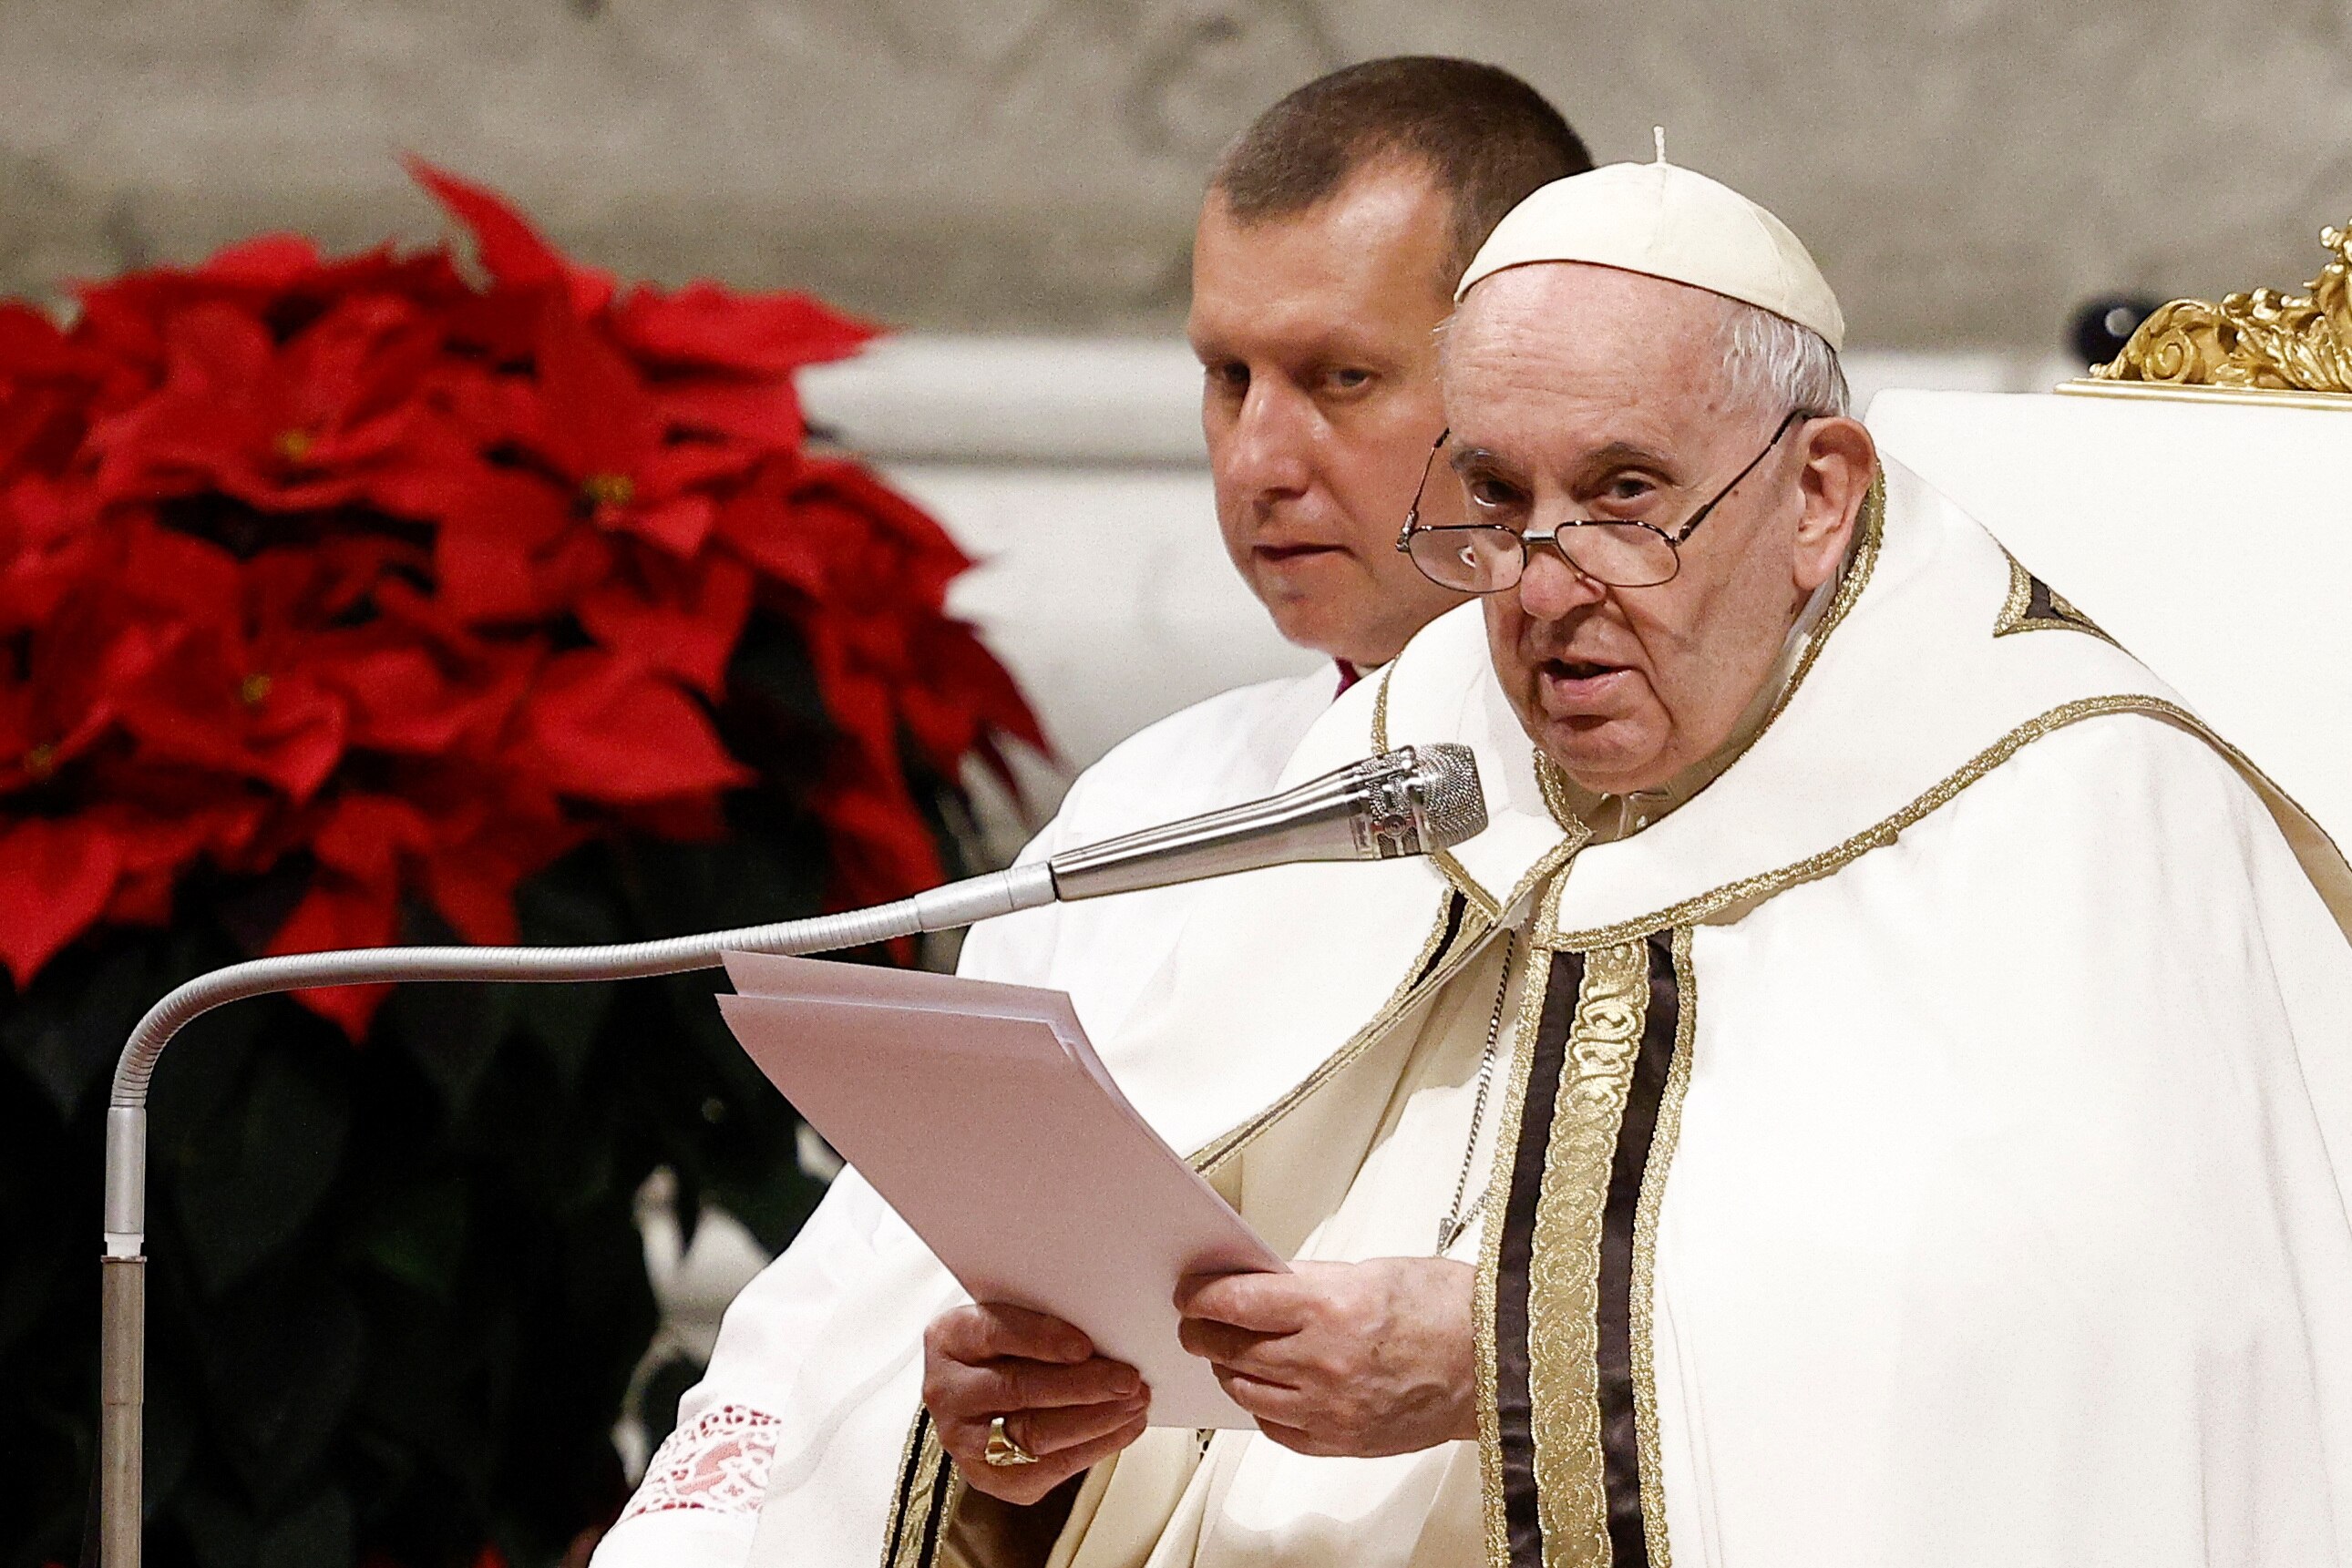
1539,659,1632,710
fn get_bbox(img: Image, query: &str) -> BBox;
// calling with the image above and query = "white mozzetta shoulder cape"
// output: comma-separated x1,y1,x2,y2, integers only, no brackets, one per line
876,461,2352,1568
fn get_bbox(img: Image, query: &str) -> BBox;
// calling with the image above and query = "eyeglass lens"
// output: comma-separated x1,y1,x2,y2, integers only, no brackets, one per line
1403,517,1679,591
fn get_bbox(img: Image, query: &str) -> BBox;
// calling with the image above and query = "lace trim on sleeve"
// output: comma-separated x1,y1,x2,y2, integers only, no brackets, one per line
618,1404,782,1521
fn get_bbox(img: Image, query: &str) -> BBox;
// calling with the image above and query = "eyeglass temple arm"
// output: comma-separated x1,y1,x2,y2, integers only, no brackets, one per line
1670,407,1813,546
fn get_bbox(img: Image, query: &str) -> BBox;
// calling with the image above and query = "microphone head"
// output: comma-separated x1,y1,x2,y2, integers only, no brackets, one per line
1408,743,1488,850
1349,743,1488,857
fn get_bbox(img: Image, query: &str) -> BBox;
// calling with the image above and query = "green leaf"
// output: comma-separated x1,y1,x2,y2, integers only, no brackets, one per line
255,1486,354,1568
170,1479,260,1568
356,1173,469,1301
189,1271,365,1508
509,853,632,1091
515,979,615,1094
377,978,510,1122
166,1029,352,1296
618,817,824,939
0,709,987,1567
704,1166,826,1257
724,613,829,733
515,847,634,948
0,1229,60,1361
169,1477,353,1568
0,938,164,1120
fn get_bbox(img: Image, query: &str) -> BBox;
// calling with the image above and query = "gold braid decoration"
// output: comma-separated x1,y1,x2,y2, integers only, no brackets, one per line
2089,219,2352,396
1526,939,1650,1567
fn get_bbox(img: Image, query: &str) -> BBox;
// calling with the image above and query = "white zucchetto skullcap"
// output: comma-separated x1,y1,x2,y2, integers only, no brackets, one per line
1455,149,1846,351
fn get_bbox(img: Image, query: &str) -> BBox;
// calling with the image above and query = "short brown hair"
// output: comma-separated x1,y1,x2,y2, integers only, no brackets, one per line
1210,57,1594,287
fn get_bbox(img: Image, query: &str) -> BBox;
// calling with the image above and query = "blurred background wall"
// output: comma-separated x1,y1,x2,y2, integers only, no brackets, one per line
5,0,2350,344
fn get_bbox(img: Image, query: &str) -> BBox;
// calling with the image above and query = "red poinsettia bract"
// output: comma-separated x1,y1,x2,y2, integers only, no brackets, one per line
0,160,1042,1034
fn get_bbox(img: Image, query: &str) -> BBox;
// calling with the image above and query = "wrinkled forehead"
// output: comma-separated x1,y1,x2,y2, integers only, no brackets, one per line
1441,262,1736,448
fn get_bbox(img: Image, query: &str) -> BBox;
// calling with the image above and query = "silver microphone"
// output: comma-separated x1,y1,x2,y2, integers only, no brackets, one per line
1047,742,1487,900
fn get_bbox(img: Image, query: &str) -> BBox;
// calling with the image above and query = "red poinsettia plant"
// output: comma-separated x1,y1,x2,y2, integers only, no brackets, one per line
0,159,1041,1038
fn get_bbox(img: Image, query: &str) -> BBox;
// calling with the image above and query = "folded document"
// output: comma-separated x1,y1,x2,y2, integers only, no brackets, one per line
718,950,1287,1428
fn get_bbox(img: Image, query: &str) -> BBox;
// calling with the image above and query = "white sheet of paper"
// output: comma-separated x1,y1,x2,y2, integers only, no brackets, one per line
718,949,1287,1428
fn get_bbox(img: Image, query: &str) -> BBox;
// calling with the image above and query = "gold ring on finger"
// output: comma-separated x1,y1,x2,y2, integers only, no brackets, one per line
983,1414,1041,1467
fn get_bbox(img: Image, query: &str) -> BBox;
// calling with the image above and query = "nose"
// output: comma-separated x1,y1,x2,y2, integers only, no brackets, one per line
1515,538,1607,621
1217,378,1318,501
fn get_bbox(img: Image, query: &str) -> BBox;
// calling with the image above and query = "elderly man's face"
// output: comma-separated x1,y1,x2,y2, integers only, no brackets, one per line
1190,161,1468,667
1441,264,1869,796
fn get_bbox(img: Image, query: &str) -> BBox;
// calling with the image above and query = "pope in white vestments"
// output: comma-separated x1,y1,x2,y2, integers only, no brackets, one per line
861,161,2352,1568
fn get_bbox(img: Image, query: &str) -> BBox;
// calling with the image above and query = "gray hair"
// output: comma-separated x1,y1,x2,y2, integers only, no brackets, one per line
1433,284,1853,417
1715,297,1849,417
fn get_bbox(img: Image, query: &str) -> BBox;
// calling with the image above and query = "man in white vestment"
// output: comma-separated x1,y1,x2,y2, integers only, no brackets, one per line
898,160,2352,1565
595,59,1594,1563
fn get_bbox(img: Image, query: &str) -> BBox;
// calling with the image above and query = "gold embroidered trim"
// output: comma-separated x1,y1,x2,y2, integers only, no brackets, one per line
1993,552,2115,644
1629,928,1696,1568
1544,695,2231,950
1993,553,2032,634
1761,472,1885,733
881,1419,954,1568
1498,825,1593,938
1527,939,1649,1568
1436,851,1502,921
1372,665,1502,920
933,1475,971,1568
1474,930,1554,1568
1372,661,1590,927
879,1413,929,1566
1535,753,1583,836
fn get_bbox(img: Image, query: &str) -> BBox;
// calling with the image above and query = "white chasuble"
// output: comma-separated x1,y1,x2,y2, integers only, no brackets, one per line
878,459,2352,1568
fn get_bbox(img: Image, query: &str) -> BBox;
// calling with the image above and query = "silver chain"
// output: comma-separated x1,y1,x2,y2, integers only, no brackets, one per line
1436,931,1515,1255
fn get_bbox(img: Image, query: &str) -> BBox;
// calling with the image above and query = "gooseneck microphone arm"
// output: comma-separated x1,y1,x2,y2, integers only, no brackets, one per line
94,743,1485,1567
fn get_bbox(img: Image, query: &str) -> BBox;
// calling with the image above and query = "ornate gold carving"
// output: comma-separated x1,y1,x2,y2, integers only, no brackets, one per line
1525,939,1648,1568
2080,220,2352,402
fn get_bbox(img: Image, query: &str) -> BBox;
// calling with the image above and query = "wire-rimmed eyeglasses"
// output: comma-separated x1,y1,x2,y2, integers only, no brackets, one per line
1395,408,1814,592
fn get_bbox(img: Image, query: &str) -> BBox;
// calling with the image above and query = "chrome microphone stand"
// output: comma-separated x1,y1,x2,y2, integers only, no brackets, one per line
93,868,1053,1567
92,742,1483,1564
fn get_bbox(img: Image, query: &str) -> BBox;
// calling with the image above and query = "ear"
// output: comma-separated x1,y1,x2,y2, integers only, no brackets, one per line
1790,416,1877,593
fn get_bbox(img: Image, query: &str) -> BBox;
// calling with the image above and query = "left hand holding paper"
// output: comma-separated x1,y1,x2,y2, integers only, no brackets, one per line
926,1303,1152,1503
1175,1258,1479,1457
